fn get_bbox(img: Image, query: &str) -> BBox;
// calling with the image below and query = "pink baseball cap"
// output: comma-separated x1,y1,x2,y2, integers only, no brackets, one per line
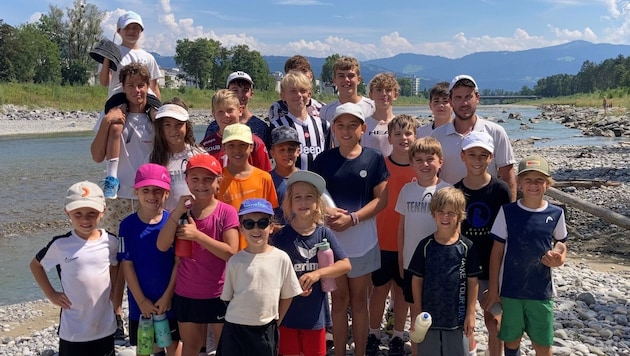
134,163,171,191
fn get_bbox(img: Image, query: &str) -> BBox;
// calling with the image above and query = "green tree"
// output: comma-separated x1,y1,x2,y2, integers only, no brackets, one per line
16,24,61,83
0,20,18,81
175,38,222,89
321,53,341,84
397,77,411,96
227,44,273,91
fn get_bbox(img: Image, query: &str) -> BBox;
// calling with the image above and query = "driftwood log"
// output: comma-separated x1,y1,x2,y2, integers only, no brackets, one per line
545,186,630,230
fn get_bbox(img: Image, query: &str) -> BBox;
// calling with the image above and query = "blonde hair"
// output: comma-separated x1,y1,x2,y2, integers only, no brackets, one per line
429,187,467,222
281,71,312,92
388,114,419,135
369,72,400,94
282,181,326,225
408,137,443,160
334,56,361,76
212,89,240,110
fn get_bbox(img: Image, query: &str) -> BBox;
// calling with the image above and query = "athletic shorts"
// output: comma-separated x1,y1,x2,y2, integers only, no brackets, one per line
59,334,114,356
499,297,554,346
402,270,415,304
101,197,137,236
347,243,381,279
371,250,404,287
129,318,180,346
417,329,468,356
279,326,326,356
217,321,278,356
172,294,227,324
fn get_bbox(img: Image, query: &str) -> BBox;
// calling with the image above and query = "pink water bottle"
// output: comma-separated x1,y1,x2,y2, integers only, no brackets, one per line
175,210,192,258
316,238,336,292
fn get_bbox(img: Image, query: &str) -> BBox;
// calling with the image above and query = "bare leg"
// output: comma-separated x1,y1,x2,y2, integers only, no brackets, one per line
178,322,204,356
332,275,350,356
349,274,371,356
485,311,503,356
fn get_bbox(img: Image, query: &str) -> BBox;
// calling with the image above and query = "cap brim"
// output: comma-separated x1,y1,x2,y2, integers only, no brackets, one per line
238,207,274,216
517,168,550,177
134,179,171,191
65,201,105,213
462,143,493,152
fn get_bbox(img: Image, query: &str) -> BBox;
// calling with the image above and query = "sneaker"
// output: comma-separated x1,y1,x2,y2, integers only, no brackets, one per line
114,315,127,340
101,176,119,199
366,333,380,356
384,308,395,335
388,336,405,356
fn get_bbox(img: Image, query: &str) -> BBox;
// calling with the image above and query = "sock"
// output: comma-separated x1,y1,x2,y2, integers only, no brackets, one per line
392,330,404,340
106,158,119,177
504,346,521,356
369,328,380,336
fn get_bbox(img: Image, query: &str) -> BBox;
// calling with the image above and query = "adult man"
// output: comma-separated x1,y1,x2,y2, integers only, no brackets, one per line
432,75,517,200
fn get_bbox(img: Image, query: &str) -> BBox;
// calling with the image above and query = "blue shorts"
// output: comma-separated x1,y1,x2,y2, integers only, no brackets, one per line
347,243,380,279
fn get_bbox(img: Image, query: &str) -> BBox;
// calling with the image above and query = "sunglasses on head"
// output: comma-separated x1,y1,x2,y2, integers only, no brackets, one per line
241,218,271,230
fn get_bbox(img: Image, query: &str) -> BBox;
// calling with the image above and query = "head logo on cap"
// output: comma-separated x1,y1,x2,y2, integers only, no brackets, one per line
65,181,106,212
81,186,90,197
134,163,171,191
185,154,222,176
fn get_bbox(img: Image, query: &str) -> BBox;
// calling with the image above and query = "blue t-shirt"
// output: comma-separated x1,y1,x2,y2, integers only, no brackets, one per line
273,225,347,330
118,211,176,321
407,234,482,330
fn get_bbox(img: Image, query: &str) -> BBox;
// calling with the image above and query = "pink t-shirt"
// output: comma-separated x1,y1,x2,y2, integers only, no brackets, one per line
175,201,239,299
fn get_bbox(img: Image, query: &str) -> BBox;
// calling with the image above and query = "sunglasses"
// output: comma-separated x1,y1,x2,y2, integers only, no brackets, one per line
241,218,271,230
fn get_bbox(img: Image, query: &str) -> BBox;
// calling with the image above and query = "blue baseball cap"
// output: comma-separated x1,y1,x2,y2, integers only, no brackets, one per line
238,198,274,216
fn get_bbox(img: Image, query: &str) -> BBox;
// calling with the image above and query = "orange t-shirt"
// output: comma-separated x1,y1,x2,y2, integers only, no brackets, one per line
376,156,417,251
219,167,279,249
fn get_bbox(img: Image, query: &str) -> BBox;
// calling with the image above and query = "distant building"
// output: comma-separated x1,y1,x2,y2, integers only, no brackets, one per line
410,76,421,96
271,71,284,92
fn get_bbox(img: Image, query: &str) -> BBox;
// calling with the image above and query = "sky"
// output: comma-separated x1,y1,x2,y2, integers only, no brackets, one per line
4,0,630,60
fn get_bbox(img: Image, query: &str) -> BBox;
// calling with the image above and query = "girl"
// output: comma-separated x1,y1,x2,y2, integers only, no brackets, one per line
150,97,205,211
273,171,351,356
119,163,181,356
157,154,240,356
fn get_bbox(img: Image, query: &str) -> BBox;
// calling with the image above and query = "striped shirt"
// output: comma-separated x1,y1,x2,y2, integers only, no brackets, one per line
270,113,330,171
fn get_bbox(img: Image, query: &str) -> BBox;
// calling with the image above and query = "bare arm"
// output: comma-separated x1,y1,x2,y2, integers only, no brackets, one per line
298,258,351,292
178,218,239,261
150,79,161,101
498,164,517,202
157,196,191,251
410,276,423,330
30,258,71,309
464,277,479,337
155,258,179,315
357,181,388,221
482,240,505,311
277,297,293,325
99,59,111,87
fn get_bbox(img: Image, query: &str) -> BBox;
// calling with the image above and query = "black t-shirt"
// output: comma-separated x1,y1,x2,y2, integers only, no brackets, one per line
454,176,511,280
407,234,482,330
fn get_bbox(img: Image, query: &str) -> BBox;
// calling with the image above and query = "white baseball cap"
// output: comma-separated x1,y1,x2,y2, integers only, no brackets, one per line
156,104,189,122
226,71,253,88
462,131,494,153
332,102,365,123
449,74,478,92
117,11,144,31
65,181,106,212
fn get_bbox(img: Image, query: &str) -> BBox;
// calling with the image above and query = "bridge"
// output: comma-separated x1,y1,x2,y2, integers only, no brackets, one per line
481,95,539,104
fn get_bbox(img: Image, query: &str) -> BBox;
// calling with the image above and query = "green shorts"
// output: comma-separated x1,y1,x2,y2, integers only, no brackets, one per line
499,297,554,346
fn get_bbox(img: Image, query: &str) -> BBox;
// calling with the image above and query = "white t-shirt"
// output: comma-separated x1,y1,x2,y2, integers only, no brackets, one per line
395,180,451,268
319,97,375,123
221,247,303,326
431,117,516,185
93,112,154,199
102,46,162,97
37,229,119,342
363,116,392,156
165,146,206,211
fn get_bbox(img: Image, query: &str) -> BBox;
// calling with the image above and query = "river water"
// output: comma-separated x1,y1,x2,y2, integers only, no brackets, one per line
0,105,624,305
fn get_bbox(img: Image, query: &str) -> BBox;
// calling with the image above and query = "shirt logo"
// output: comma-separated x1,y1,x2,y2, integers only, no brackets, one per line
545,216,554,223
65,256,78,263
359,170,367,178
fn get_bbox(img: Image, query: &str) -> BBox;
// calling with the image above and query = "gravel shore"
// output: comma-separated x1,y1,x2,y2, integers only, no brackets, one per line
1,105,629,355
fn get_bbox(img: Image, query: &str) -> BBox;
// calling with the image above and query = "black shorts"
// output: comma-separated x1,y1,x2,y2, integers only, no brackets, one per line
129,318,181,346
172,294,228,324
217,321,278,356
59,334,114,356
402,269,415,304
371,250,404,287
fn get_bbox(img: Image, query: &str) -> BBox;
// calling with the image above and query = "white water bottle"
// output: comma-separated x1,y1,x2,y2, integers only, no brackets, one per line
410,312,432,343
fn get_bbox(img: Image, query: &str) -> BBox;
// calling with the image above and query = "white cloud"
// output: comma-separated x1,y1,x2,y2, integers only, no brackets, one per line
27,12,43,24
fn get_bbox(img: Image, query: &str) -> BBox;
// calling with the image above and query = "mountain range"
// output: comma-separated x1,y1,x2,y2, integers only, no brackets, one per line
152,40,630,92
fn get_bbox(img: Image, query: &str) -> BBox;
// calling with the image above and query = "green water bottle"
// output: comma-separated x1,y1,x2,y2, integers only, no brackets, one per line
137,315,154,355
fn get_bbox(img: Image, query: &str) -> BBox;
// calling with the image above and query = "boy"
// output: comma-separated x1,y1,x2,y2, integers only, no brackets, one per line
218,123,279,249
485,155,567,356
269,125,301,224
367,114,418,356
311,102,389,356
30,181,119,356
394,136,451,354
268,55,325,122
200,89,272,172
218,198,303,356
319,56,375,147
417,81,452,138
407,187,482,356
119,163,181,356
453,131,512,356
205,71,271,148
270,71,330,171
362,72,399,156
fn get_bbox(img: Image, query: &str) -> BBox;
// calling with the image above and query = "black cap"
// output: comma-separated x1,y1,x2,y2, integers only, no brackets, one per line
271,125,300,146
89,38,122,71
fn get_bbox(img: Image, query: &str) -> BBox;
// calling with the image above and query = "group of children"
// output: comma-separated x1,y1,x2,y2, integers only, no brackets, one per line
30,11,568,356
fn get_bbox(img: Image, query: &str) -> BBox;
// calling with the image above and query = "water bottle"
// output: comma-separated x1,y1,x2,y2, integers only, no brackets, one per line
175,210,192,257
137,315,154,355
409,312,432,343
315,238,336,292
153,313,172,348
